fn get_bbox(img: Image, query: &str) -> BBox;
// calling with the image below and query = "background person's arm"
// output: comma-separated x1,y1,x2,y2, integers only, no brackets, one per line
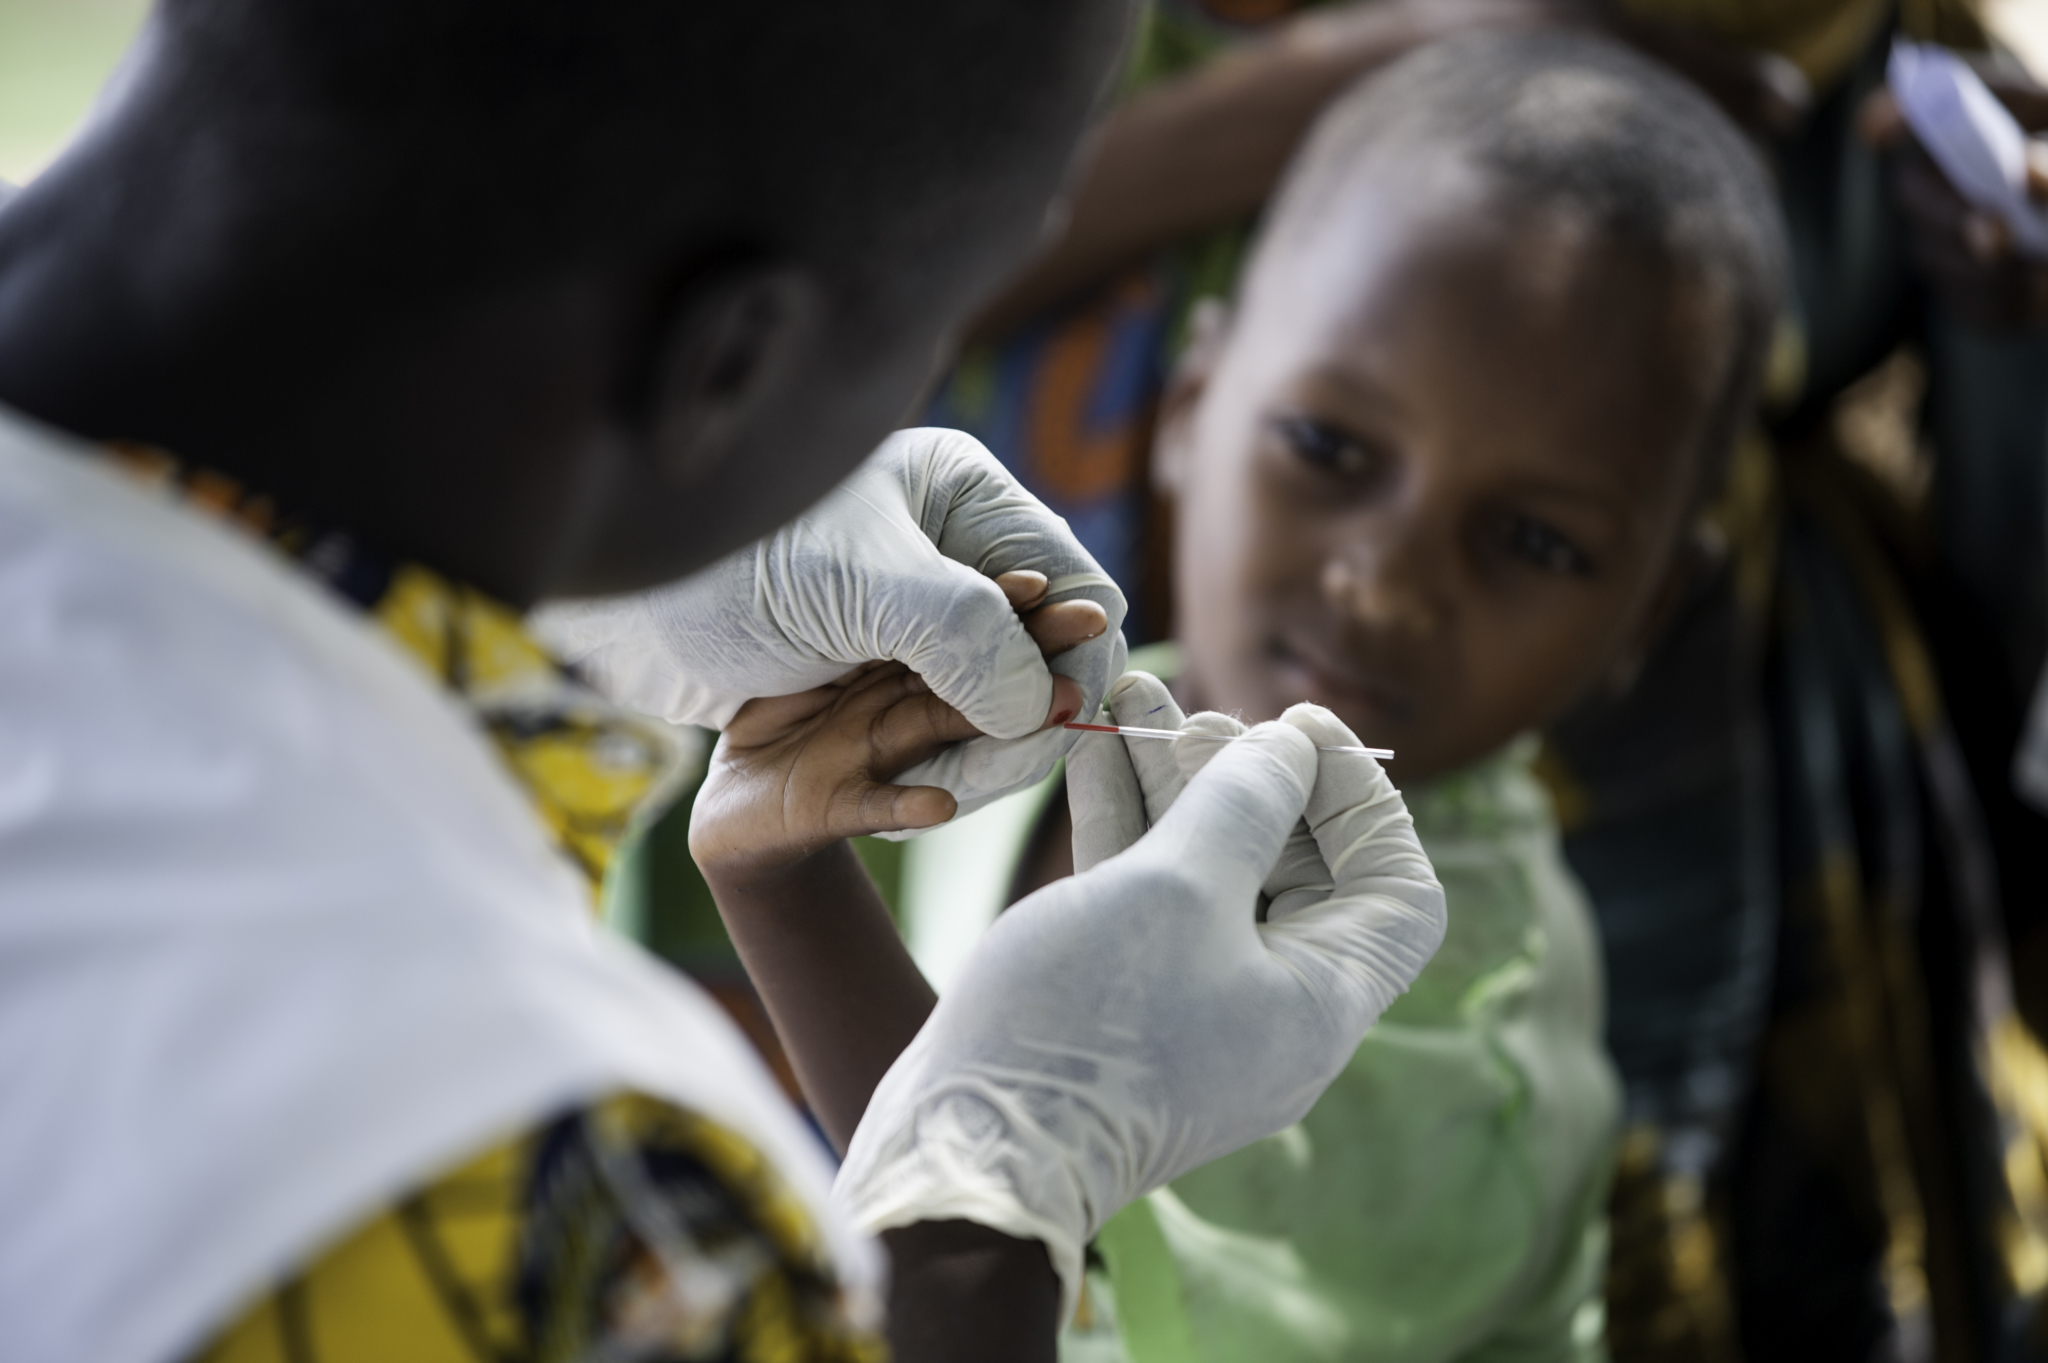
1859,69,2048,330
967,0,1826,346
968,0,1566,342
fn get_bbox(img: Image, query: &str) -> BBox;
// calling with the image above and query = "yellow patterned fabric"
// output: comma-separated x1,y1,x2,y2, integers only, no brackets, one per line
103,453,884,1363
370,562,686,895
199,1096,881,1363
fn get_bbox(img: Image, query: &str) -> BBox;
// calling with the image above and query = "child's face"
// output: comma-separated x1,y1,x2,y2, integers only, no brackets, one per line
1164,170,1715,786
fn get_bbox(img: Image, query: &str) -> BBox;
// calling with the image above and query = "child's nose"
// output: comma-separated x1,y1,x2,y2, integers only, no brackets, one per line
1321,550,1443,636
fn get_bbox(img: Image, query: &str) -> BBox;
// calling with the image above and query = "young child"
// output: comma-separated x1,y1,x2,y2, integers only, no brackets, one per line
640,25,1783,1363
1029,29,1784,1362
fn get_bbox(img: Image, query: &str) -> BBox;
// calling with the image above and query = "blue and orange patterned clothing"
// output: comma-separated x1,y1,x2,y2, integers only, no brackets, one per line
928,273,1182,644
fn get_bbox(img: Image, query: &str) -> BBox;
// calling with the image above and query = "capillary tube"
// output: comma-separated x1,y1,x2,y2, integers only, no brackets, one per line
1063,721,1393,760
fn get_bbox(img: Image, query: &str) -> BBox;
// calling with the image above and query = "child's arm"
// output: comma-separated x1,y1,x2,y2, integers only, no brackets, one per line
695,665,1068,1363
693,575,1099,1363
690,661,973,1148
690,572,1100,1151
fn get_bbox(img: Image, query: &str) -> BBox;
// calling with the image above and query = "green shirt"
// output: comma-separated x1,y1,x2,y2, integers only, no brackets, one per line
610,648,1619,1363
1066,732,1619,1363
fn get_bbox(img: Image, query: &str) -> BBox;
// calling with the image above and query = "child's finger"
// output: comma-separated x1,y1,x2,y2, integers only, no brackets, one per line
995,570,1051,611
827,781,958,839
864,690,989,783
1043,675,1083,729
723,683,851,744
1023,600,1109,658
833,659,907,689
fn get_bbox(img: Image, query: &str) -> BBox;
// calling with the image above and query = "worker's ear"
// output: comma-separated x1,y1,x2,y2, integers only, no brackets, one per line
640,260,824,489
1153,297,1230,498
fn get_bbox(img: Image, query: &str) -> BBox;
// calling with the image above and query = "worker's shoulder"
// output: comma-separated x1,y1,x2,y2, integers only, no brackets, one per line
0,412,563,920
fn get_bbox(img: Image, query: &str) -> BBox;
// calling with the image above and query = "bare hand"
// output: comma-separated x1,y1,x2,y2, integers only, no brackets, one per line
1860,72,2048,330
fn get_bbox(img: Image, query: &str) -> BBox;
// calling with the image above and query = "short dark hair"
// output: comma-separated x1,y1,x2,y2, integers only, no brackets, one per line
140,0,1108,299
1261,29,1786,492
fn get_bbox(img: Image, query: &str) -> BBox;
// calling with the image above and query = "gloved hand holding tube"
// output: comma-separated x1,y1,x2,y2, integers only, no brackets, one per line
571,424,1444,1332
535,427,1129,825
834,681,1445,1318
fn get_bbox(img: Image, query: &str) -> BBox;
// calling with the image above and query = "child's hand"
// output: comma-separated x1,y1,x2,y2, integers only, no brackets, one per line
691,571,1100,880
690,662,978,878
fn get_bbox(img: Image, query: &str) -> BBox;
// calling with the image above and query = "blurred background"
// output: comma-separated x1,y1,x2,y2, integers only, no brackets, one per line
7,3,2048,1363
0,0,2040,185
0,0,149,184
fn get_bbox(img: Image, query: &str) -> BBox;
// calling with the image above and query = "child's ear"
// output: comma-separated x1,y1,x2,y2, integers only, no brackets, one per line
640,260,822,489
1602,520,1726,695
1154,297,1231,498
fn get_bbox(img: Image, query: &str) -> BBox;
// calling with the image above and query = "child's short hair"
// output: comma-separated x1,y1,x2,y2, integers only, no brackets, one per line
1261,29,1787,493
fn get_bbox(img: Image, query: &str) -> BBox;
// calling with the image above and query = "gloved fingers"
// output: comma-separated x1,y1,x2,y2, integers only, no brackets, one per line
1170,710,1248,786
1256,704,1444,1026
1105,672,1192,826
871,550,1059,741
877,636,1125,837
1133,720,1317,926
1263,703,1374,921
1068,707,1148,874
912,429,1130,732
1106,669,1185,728
1258,879,1446,1041
1263,817,1333,922
1280,704,1429,890
1160,710,1313,917
916,430,1110,594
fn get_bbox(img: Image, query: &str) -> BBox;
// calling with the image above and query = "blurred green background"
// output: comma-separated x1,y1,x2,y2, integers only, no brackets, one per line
0,0,150,185
0,0,2041,187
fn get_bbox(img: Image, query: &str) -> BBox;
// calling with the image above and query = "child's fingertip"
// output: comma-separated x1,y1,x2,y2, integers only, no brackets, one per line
1041,675,1085,731
894,787,956,829
995,569,1051,610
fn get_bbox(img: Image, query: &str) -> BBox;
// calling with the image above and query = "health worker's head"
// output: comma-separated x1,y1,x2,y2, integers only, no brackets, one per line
1160,30,1785,785
0,0,1133,601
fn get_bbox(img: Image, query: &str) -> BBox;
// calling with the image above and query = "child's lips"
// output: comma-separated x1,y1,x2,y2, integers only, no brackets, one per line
1270,635,1415,725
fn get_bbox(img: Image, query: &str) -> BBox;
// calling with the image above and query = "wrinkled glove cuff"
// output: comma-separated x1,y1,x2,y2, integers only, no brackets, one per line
834,1089,1095,1323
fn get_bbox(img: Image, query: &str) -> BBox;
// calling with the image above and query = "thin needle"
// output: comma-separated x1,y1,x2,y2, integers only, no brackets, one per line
1064,721,1393,760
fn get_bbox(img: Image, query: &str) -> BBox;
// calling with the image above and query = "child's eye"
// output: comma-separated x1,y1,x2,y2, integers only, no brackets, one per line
1503,515,1592,576
1274,416,1381,479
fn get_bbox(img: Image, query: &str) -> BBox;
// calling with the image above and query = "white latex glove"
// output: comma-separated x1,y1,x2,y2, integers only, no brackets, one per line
1071,673,1338,919
532,428,1128,825
834,695,1444,1317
